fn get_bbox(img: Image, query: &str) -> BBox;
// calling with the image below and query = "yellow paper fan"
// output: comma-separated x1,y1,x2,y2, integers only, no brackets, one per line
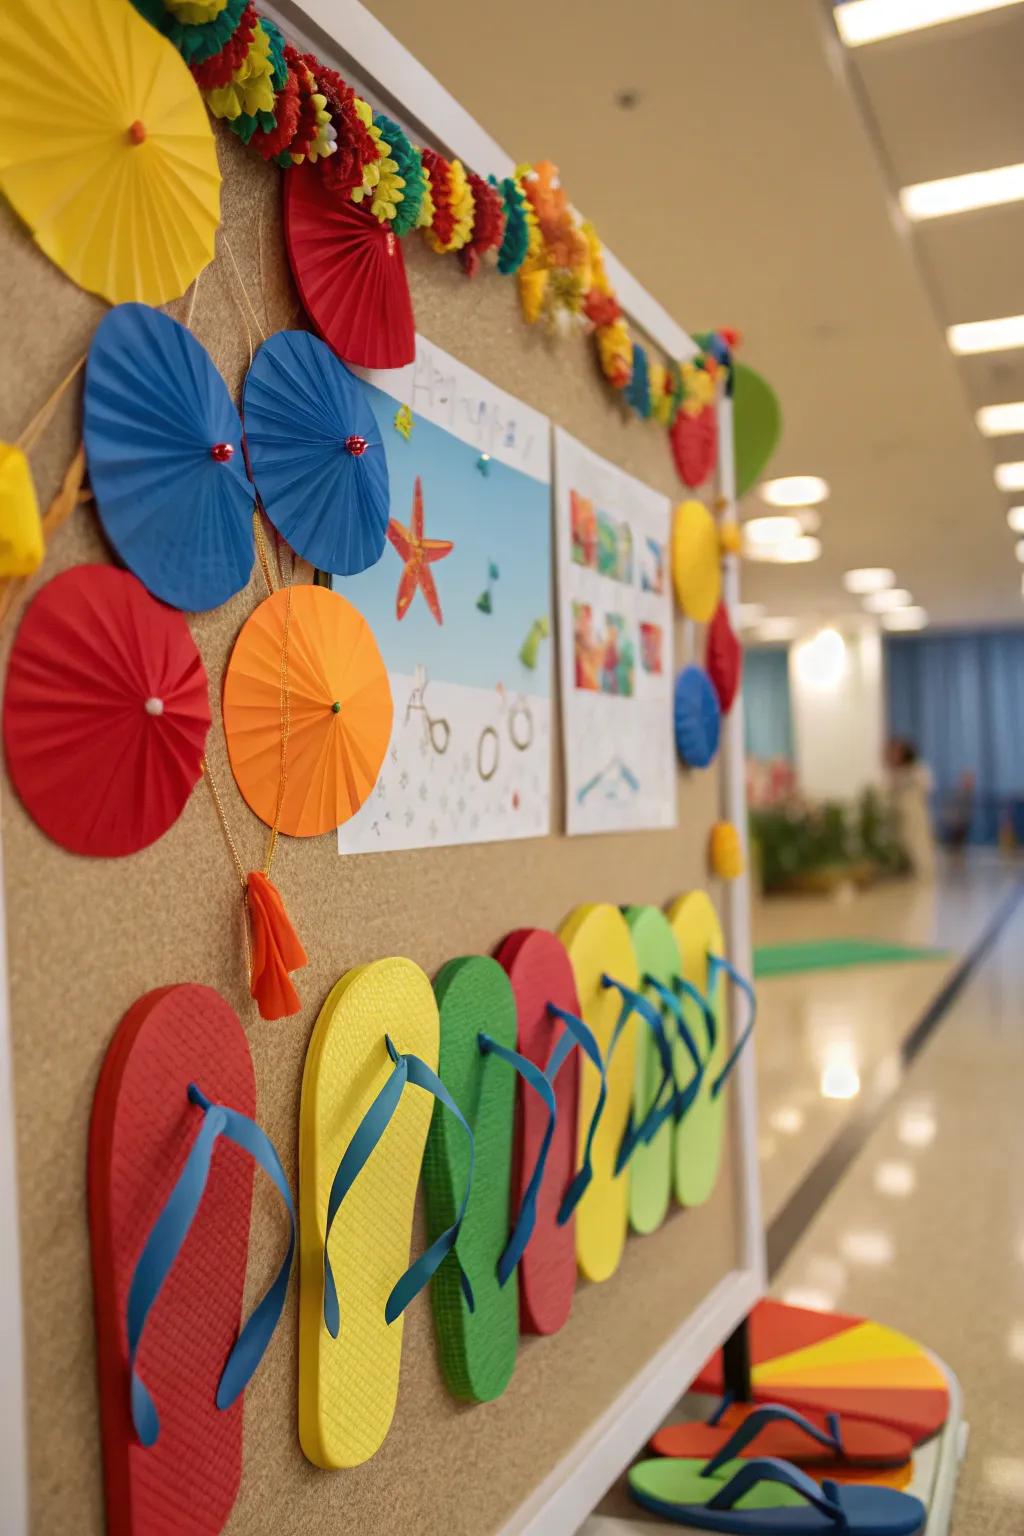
0,0,220,305
0,444,43,576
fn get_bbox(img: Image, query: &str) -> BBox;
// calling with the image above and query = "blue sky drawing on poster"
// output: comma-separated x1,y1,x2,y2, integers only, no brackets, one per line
335,380,551,699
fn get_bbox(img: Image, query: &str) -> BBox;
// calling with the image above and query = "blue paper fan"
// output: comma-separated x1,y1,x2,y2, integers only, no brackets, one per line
242,330,390,576
84,303,254,612
674,665,721,768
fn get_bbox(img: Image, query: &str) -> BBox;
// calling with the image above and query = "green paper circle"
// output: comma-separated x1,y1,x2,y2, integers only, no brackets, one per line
733,363,782,499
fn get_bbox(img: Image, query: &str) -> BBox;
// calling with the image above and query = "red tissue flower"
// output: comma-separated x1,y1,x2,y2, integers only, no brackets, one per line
459,172,505,277
191,1,256,90
421,147,455,248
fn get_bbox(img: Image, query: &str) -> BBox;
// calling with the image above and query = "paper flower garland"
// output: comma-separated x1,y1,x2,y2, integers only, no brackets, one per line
222,584,392,837
376,115,426,236
492,176,530,274
674,665,721,770
0,446,43,577
0,0,221,306
284,161,415,369
84,304,254,612
3,565,211,856
243,330,390,575
460,173,505,277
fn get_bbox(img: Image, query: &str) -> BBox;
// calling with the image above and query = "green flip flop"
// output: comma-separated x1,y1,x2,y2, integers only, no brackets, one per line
622,905,684,1234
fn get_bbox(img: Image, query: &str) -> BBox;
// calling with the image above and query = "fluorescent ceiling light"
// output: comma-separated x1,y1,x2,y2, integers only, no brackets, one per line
1007,508,1024,532
996,462,1024,491
835,0,1024,47
948,314,1024,355
795,627,848,690
863,587,913,612
900,162,1024,221
977,401,1024,436
762,535,822,564
843,566,895,594
755,617,799,642
743,514,802,547
882,607,928,631
735,602,766,627
760,475,829,507
1016,538,1024,562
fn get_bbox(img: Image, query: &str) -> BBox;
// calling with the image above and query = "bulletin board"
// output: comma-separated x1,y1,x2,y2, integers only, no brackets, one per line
0,121,747,1536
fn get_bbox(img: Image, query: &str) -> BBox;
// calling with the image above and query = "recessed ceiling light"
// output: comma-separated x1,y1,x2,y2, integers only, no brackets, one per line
755,617,799,642
1008,507,1024,533
742,514,803,548
900,162,1024,221
795,627,848,689
882,607,928,631
948,314,1024,355
734,602,766,627
863,587,913,612
843,566,895,594
996,462,1024,491
760,475,829,507
762,535,822,564
835,0,1024,47
976,402,1024,436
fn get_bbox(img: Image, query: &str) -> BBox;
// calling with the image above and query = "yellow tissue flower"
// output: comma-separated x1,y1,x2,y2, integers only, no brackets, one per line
518,265,548,324
415,158,435,229
681,359,716,417
649,360,670,424
166,0,227,19
300,92,336,166
445,159,474,251
709,822,744,881
351,98,383,202
206,22,275,122
719,522,742,557
367,130,405,223
596,318,633,389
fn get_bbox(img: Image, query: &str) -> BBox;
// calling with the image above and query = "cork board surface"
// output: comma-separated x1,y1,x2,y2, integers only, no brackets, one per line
0,125,741,1536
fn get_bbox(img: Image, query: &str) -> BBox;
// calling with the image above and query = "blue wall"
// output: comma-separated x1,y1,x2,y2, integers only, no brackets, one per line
744,647,794,761
886,629,1024,844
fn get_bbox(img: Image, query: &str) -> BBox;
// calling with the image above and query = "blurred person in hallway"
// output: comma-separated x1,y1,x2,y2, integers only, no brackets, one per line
886,737,936,880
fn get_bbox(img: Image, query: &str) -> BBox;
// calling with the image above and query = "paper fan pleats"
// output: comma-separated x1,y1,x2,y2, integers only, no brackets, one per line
222,584,393,838
85,304,254,611
3,565,211,856
0,0,220,305
283,162,416,370
244,330,390,576
0,443,43,576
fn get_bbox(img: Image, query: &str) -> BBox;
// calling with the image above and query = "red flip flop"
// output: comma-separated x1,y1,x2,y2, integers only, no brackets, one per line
496,928,582,1336
652,1399,913,1475
89,984,294,1536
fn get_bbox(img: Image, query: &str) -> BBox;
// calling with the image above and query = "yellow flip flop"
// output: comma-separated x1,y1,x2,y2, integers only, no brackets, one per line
298,958,473,1468
558,904,639,1283
667,890,727,1207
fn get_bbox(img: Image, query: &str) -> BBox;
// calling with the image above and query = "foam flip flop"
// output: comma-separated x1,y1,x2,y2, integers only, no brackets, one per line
666,892,756,1207
423,955,556,1401
298,958,473,1468
622,904,689,1235
628,1456,926,1533
651,1401,913,1479
89,984,295,1536
558,903,640,1283
495,928,602,1336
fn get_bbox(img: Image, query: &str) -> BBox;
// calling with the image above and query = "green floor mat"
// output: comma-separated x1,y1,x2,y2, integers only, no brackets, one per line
754,938,949,978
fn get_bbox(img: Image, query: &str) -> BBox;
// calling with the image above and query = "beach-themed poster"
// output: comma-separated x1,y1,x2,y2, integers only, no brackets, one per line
553,426,676,835
334,337,552,853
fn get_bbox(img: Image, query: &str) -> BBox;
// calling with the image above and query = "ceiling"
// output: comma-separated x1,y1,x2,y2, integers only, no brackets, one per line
358,0,1024,629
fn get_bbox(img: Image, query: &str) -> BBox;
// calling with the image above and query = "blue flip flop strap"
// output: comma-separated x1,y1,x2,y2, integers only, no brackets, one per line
641,972,707,1126
322,1042,408,1339
673,973,719,1057
707,954,757,1098
478,1034,558,1286
126,1086,296,1447
601,975,677,1173
545,1003,607,1225
707,1390,735,1427
702,1404,844,1478
705,1458,848,1526
385,1047,476,1325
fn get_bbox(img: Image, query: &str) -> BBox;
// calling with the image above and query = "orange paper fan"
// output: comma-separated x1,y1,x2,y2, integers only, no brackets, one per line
222,584,392,838
283,161,415,370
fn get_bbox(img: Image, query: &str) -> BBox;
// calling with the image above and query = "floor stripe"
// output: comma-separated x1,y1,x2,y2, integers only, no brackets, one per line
765,880,1024,1280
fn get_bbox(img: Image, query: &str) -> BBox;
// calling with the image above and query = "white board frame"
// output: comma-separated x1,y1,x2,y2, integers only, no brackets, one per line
0,7,765,1532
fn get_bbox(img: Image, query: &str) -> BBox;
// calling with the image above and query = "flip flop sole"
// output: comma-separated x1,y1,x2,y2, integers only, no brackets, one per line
623,905,682,1235
558,903,638,1283
424,955,519,1401
652,1403,913,1469
496,928,580,1336
667,890,726,1206
298,958,438,1468
89,984,256,1536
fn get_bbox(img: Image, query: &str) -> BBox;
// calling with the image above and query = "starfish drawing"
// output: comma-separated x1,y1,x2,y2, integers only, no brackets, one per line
386,475,454,624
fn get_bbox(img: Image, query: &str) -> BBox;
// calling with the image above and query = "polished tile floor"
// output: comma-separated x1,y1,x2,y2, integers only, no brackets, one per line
760,856,1024,1533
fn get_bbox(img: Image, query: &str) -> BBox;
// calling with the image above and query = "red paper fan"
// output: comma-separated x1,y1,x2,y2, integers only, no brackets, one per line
3,564,210,857
283,161,415,369
671,402,718,488
706,600,742,714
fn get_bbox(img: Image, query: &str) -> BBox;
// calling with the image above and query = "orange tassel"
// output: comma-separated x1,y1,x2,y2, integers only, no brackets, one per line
246,870,308,1020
